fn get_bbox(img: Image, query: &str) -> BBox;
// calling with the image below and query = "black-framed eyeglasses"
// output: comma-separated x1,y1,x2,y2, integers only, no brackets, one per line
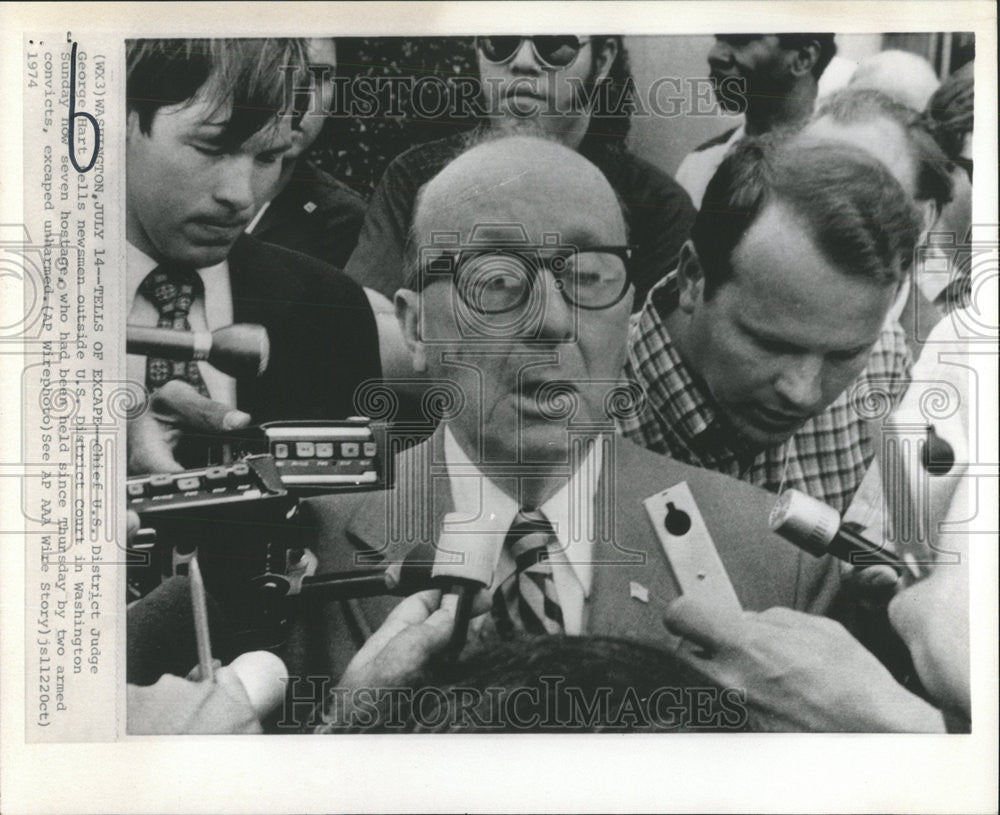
476,36,592,71
424,245,633,313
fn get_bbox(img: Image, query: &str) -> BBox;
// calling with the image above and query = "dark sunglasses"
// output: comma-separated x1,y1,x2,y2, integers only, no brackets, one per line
476,36,591,70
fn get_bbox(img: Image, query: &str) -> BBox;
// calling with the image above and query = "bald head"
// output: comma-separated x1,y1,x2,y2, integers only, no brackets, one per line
414,135,627,252
850,50,940,110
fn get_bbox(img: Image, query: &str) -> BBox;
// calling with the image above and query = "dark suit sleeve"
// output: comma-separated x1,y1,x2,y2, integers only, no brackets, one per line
342,155,421,299
231,237,382,422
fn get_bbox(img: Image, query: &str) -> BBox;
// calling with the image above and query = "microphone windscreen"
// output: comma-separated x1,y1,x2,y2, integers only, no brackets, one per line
431,513,495,587
126,577,233,685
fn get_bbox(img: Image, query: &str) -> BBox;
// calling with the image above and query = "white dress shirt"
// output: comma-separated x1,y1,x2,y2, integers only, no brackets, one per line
126,242,237,407
442,425,602,635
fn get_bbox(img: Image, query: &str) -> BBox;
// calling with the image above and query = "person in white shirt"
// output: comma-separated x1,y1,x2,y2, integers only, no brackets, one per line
125,39,399,475
675,33,838,208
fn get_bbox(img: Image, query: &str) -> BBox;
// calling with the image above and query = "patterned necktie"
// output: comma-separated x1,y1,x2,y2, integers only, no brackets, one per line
138,265,210,397
491,509,565,637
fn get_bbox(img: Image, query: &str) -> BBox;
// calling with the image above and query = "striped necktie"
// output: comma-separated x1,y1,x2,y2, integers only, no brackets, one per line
138,264,210,398
491,509,564,637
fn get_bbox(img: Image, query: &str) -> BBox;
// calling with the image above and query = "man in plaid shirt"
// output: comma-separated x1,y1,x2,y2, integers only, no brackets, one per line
620,136,919,515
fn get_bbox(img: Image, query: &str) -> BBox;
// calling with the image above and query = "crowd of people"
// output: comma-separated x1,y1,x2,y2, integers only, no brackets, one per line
123,34,977,734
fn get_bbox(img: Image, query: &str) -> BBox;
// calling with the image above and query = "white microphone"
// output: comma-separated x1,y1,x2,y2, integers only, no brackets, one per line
432,513,495,658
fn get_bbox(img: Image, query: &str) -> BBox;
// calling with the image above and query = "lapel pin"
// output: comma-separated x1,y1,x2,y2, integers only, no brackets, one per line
629,581,649,603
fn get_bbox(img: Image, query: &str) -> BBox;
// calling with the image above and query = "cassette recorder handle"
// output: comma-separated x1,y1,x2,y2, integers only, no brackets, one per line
126,323,269,379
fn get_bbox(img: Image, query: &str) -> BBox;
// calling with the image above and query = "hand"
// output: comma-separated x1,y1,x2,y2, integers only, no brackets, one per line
127,379,251,474
840,560,902,608
126,663,262,735
339,590,457,690
889,555,970,717
663,596,945,733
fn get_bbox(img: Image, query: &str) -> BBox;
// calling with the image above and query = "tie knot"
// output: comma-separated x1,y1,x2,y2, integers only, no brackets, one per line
506,509,556,569
139,264,203,315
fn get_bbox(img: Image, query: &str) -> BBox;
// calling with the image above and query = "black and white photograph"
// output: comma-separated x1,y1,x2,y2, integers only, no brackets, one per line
2,3,997,813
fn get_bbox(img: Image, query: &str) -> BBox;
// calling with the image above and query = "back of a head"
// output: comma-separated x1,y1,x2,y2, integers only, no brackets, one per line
127,38,307,148
925,61,974,162
849,49,940,111
692,134,923,297
813,87,954,210
318,635,752,733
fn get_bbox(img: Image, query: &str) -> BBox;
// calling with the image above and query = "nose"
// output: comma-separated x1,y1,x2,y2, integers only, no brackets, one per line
212,157,256,213
534,269,574,341
774,355,825,414
509,38,542,73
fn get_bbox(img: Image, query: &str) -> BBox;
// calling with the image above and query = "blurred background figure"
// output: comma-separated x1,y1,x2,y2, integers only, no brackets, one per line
804,87,954,354
341,34,695,310
675,33,838,208
923,60,975,313
849,48,941,110
248,38,368,269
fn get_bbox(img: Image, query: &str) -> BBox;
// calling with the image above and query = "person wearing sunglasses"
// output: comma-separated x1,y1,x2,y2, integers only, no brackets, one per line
342,34,695,312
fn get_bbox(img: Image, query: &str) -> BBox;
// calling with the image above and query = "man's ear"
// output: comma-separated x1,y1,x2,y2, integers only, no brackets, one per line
676,241,706,315
788,40,820,78
394,289,427,373
917,198,940,243
126,110,142,143
593,36,619,84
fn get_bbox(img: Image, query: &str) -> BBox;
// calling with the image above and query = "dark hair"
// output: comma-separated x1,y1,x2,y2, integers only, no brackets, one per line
126,38,307,149
579,35,635,146
315,635,752,733
692,134,923,297
814,87,954,211
923,61,974,167
775,33,837,79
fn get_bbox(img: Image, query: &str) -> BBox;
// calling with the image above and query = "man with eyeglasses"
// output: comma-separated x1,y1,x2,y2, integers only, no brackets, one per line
342,34,695,311
288,134,841,688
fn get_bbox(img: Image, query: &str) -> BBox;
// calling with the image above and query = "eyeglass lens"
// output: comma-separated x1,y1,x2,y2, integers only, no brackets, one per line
478,36,585,68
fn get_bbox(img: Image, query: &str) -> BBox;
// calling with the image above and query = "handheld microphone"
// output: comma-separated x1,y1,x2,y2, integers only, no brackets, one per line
432,514,495,658
127,323,269,379
769,489,905,574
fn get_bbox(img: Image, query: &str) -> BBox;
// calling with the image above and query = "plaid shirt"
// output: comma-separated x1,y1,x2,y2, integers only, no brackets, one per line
619,277,912,515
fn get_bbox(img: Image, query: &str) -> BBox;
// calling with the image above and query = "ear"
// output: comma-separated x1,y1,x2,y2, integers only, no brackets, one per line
126,110,142,143
917,198,939,243
593,36,619,83
788,40,820,78
394,289,427,373
676,241,706,315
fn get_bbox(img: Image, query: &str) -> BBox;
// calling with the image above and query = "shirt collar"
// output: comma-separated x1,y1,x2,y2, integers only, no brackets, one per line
127,240,229,305
126,242,159,305
442,424,599,595
629,273,721,446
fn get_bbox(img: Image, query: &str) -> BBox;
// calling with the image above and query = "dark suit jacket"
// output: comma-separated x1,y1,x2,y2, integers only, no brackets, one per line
228,234,381,422
250,160,367,270
287,429,843,684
